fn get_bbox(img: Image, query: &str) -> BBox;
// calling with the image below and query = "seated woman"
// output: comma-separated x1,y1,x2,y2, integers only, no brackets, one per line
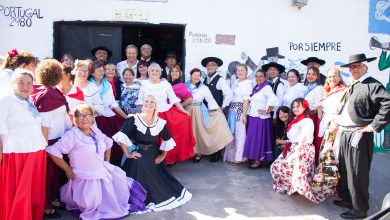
270,98,317,203
273,106,292,159
46,104,147,220
113,95,192,212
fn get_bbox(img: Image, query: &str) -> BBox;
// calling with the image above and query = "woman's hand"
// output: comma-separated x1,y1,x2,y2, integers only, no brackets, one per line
126,151,142,159
0,153,2,165
241,114,247,125
276,139,286,145
155,154,166,165
258,109,268,115
329,122,339,134
65,168,76,180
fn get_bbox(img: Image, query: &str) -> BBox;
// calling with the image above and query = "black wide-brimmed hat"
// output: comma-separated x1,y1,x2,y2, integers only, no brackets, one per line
301,57,325,66
261,47,285,60
340,53,377,67
91,46,112,58
165,51,179,61
261,62,285,73
201,57,223,67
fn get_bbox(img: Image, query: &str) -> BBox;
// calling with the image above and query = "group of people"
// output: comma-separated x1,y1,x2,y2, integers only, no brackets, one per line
0,44,389,220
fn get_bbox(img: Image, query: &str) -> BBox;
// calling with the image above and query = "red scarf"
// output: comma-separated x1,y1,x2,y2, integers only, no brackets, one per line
324,84,346,98
282,112,310,159
31,84,70,113
68,87,85,101
107,77,118,97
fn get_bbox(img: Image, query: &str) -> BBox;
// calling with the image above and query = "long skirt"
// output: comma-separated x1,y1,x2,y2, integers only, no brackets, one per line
187,105,233,155
311,128,340,202
45,138,67,210
224,103,246,162
310,113,322,164
96,114,125,166
159,106,196,164
270,143,318,203
122,143,192,212
60,163,147,219
243,116,274,162
0,149,46,220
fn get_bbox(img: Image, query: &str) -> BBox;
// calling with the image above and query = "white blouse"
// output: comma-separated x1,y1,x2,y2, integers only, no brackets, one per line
282,83,306,108
189,84,219,110
40,105,72,140
97,83,119,117
319,90,345,137
0,69,13,97
0,94,47,153
136,80,181,112
287,117,314,146
65,85,85,115
231,79,253,103
248,85,279,119
305,85,324,110
80,82,105,116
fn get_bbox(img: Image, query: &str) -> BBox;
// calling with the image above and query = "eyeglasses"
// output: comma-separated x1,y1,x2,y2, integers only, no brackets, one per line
349,64,364,69
75,114,93,119
77,69,89,73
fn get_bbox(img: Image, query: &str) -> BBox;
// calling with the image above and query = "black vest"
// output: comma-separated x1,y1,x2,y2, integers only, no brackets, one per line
270,77,284,94
204,74,223,107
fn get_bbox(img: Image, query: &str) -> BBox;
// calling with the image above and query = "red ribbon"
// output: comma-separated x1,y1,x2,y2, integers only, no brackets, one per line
7,48,18,58
302,99,309,109
282,142,292,159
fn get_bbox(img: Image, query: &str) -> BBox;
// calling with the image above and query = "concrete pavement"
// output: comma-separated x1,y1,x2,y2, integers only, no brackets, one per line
51,152,390,220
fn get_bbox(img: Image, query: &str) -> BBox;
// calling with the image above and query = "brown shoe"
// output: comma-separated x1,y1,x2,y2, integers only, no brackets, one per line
249,161,261,169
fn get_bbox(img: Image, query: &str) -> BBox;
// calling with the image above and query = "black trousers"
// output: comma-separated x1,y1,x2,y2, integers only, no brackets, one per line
338,130,373,211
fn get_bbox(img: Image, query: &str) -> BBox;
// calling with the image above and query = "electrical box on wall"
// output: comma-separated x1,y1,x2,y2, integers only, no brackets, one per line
292,0,308,9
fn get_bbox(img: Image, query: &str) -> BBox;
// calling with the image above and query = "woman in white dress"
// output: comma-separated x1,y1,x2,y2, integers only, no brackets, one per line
224,64,252,163
304,66,324,164
185,68,233,162
136,63,195,165
282,69,306,108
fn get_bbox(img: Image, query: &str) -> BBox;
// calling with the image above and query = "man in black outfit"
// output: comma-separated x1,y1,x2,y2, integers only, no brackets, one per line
334,53,390,219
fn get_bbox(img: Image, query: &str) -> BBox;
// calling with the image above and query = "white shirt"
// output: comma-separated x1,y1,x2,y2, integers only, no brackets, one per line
231,79,252,103
287,118,314,146
305,85,324,110
282,83,306,107
0,69,13,97
80,82,105,116
96,83,119,117
270,77,288,118
136,80,181,112
206,73,233,108
248,85,279,118
189,84,219,110
65,85,85,115
0,94,47,153
319,89,345,136
40,105,72,140
116,60,138,83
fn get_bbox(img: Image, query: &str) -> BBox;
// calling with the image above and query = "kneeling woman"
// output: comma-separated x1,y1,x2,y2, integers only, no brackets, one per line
46,104,147,220
270,98,317,203
113,95,192,212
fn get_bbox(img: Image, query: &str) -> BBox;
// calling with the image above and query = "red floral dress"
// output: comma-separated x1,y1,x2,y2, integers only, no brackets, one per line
270,117,318,203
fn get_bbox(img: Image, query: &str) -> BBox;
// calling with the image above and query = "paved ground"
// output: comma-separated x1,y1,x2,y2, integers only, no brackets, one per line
50,152,390,220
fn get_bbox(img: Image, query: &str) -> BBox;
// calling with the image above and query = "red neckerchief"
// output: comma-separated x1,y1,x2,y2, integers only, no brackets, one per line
324,84,346,98
282,113,310,158
107,77,118,97
31,84,70,113
68,87,85,101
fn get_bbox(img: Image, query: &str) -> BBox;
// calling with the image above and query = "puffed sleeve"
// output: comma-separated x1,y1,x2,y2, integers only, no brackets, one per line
136,83,145,105
46,129,77,158
94,127,113,150
165,81,181,104
0,96,11,134
159,125,176,151
112,116,135,146
264,86,279,108
298,118,314,145
241,80,253,101
203,86,219,110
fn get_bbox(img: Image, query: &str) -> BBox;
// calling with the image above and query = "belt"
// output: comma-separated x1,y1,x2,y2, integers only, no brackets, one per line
138,143,153,151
